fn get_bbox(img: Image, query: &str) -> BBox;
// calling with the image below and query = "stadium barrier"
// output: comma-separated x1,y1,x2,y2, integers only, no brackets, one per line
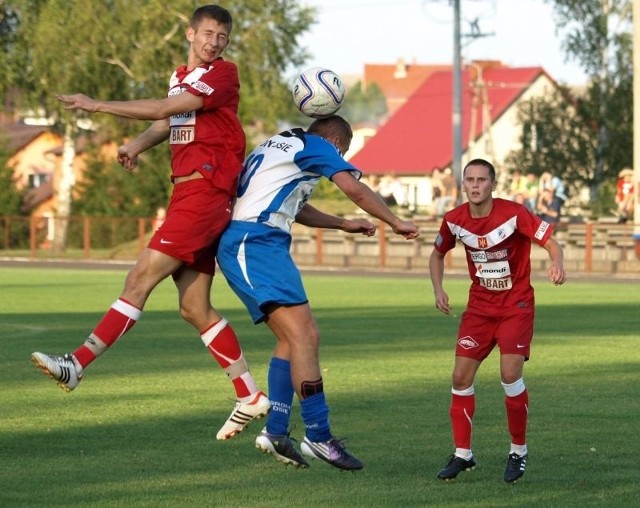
0,215,638,275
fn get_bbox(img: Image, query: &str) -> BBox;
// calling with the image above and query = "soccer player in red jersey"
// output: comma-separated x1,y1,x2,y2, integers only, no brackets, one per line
429,158,567,483
31,5,269,441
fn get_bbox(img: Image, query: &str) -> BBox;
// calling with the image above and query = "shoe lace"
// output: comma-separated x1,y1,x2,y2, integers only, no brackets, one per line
507,453,524,466
285,425,300,444
329,437,352,452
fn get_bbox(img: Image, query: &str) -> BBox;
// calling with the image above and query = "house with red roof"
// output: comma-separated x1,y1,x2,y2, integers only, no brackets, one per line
348,62,559,213
363,59,451,116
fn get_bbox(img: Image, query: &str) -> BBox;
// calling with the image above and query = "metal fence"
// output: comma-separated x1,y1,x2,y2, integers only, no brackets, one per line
1,215,638,275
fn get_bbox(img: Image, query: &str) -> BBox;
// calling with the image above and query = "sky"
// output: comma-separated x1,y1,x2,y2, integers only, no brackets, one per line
298,0,587,86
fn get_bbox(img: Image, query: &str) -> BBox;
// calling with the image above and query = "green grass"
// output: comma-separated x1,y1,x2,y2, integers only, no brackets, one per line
0,267,638,507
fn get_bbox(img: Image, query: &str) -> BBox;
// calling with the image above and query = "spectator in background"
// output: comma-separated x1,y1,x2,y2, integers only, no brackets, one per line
431,168,446,216
536,187,560,223
378,174,407,208
508,171,528,201
438,168,458,216
616,168,635,224
539,172,567,221
524,173,539,212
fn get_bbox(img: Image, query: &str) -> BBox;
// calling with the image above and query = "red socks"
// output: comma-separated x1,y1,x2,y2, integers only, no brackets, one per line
505,389,529,445
450,392,476,450
200,318,258,399
73,298,141,368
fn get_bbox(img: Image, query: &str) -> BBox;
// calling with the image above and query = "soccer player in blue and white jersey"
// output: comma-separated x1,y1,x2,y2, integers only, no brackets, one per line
217,115,419,470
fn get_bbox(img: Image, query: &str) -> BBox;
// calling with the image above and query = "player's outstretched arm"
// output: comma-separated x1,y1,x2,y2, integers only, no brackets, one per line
542,237,567,286
56,92,203,121
331,171,419,239
295,204,376,236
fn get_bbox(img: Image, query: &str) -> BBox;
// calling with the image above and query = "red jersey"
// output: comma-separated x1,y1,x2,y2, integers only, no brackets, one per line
434,198,553,312
168,57,246,194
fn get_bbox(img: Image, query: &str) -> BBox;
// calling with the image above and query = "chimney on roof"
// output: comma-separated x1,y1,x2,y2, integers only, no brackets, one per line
393,58,408,79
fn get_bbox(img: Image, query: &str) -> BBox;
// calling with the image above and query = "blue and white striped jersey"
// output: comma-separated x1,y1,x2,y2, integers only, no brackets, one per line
232,128,361,232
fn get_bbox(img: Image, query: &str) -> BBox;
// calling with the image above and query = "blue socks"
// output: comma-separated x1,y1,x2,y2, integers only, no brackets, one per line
266,357,294,436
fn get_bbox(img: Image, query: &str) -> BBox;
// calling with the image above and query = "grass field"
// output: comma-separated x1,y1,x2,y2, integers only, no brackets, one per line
1,266,638,507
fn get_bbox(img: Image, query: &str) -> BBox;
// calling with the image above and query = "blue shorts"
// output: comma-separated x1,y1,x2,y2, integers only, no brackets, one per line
217,221,308,324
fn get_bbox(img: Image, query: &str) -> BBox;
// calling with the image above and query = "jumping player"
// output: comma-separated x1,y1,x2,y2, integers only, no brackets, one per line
429,158,566,482
216,115,419,470
31,5,269,441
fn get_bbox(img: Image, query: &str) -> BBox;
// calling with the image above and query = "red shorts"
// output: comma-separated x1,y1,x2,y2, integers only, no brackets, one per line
148,178,232,275
456,308,534,361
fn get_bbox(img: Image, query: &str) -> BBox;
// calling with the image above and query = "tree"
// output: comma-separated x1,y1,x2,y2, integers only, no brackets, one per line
340,81,388,125
510,0,633,211
0,135,24,216
504,88,595,195
2,0,315,249
71,147,171,219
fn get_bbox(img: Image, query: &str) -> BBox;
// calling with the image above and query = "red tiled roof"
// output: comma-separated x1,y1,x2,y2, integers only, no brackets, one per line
364,62,451,114
350,66,546,175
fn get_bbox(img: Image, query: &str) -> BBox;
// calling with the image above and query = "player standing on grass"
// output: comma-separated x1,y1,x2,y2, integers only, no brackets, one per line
216,115,419,470
31,4,270,441
429,158,566,483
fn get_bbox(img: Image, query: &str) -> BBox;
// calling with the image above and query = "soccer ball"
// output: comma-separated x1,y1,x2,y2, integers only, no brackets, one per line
292,67,345,118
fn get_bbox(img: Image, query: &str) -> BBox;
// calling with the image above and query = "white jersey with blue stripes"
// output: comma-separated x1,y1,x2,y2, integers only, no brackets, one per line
232,128,361,232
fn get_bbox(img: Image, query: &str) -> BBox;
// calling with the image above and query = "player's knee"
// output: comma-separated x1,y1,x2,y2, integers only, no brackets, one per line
451,372,473,390
178,303,199,326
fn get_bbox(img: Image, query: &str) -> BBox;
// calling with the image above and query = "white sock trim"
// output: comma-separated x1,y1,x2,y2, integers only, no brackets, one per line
510,443,528,456
455,448,473,460
112,299,142,320
200,318,229,347
452,385,475,397
502,378,526,397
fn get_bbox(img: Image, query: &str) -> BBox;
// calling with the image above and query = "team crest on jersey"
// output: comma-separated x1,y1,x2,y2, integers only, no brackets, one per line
458,336,479,350
477,236,488,249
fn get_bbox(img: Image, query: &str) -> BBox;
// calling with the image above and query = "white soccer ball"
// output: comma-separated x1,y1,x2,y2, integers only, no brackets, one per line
292,67,345,118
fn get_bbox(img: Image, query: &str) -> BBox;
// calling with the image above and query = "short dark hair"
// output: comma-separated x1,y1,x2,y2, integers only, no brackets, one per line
463,158,496,182
307,115,353,143
191,5,233,32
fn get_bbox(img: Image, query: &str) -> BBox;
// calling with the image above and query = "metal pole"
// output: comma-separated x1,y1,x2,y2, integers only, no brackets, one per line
452,0,462,191
633,0,640,232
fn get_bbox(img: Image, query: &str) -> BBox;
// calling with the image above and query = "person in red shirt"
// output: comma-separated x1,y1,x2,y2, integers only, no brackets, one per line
615,168,635,223
31,5,269,442
429,158,566,483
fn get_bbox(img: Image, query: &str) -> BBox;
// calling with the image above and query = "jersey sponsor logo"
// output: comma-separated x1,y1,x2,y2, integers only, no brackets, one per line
458,336,479,349
475,260,510,278
478,276,513,290
170,110,195,127
535,221,550,240
469,250,486,262
170,126,195,144
435,233,443,247
469,249,508,263
192,80,214,95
